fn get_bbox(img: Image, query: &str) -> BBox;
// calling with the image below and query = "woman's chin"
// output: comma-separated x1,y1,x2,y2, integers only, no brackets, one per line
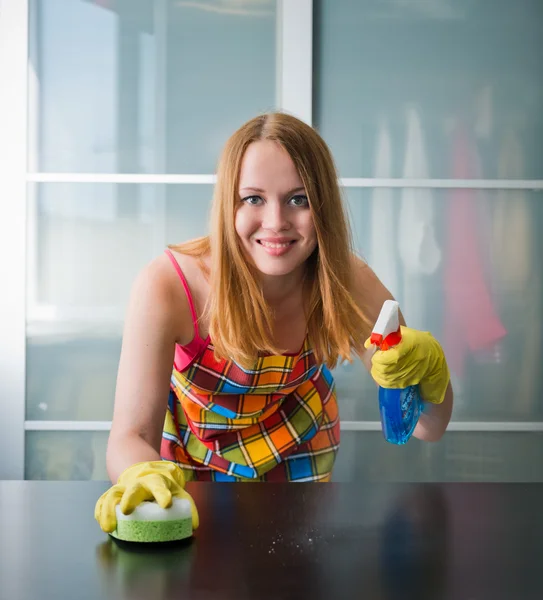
252,257,303,278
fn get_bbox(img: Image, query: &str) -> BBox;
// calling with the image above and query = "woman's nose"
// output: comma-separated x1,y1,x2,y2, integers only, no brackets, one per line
261,201,290,232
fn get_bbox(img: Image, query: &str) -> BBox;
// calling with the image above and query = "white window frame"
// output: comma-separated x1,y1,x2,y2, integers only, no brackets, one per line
0,0,29,479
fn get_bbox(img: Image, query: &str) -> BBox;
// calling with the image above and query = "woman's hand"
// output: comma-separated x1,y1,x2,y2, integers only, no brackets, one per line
364,326,450,405
94,461,199,533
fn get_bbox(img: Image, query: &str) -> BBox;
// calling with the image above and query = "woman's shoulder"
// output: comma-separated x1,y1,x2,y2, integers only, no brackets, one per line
128,248,210,345
349,252,380,290
163,247,211,301
348,253,395,325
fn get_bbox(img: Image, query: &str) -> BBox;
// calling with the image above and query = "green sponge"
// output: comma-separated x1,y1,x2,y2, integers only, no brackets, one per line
110,498,193,543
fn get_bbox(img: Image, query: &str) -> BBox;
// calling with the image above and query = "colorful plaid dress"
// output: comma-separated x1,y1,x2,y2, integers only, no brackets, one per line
160,251,340,482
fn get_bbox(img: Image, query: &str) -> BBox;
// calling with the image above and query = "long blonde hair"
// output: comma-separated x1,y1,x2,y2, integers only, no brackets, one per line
171,112,372,368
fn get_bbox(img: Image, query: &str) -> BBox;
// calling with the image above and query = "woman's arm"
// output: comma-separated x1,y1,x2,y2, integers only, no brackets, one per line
412,381,453,442
351,255,453,442
106,255,192,482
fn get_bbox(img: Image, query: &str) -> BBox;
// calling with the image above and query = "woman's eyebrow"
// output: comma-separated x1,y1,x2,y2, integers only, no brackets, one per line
239,186,306,195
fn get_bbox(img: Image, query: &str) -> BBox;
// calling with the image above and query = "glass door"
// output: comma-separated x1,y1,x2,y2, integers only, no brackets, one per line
313,0,543,482
0,0,314,479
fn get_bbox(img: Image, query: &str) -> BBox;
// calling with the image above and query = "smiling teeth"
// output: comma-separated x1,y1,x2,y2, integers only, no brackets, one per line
260,241,291,248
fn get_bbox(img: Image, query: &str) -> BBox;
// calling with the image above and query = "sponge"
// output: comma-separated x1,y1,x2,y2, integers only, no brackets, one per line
110,498,193,543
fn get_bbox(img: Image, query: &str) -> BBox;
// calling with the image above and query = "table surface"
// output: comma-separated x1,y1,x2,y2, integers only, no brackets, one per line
1,481,542,600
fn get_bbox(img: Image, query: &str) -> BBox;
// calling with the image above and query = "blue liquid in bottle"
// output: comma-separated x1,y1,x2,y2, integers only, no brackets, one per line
378,385,423,445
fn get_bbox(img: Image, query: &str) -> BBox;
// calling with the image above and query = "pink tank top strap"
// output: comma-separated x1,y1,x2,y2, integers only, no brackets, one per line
165,249,199,328
164,249,208,371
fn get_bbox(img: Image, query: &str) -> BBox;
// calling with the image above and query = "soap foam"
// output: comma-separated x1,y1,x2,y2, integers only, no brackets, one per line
116,497,192,522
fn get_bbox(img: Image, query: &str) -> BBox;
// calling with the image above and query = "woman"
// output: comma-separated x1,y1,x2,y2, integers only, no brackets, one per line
95,113,452,533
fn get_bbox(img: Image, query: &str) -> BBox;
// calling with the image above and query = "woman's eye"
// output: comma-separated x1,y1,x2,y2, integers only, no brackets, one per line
242,195,263,205
289,195,309,207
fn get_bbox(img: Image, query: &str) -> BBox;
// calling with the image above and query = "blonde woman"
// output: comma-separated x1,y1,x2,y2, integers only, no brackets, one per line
95,113,452,533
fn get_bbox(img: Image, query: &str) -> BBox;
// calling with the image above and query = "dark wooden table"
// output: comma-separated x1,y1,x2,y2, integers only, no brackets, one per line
0,481,542,600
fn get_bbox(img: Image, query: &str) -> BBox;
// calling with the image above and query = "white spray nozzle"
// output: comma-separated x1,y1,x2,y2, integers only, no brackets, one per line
371,300,402,349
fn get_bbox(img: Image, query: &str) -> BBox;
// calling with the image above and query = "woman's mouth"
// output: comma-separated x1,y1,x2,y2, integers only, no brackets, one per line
256,239,296,256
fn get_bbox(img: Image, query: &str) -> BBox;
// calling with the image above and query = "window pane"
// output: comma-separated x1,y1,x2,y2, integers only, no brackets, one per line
314,0,543,178
26,183,213,420
30,0,277,173
24,430,543,482
25,431,108,480
333,432,543,483
332,187,543,422
26,337,121,422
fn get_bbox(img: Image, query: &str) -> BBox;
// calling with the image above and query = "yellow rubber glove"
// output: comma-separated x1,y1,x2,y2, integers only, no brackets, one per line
364,326,450,405
94,461,199,534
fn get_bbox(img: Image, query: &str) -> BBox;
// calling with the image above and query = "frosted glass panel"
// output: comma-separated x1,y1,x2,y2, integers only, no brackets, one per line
25,431,108,480
332,188,543,422
26,183,213,420
26,338,121,422
314,0,543,178
25,430,543,482
29,0,277,173
333,432,543,483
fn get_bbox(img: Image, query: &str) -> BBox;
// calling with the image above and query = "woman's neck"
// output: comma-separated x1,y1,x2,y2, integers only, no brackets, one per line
259,266,306,310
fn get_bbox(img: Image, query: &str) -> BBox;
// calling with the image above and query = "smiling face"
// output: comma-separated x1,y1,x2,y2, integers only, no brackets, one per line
234,140,318,279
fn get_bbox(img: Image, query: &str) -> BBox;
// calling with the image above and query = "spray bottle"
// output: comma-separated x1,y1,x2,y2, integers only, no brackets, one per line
370,300,423,445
